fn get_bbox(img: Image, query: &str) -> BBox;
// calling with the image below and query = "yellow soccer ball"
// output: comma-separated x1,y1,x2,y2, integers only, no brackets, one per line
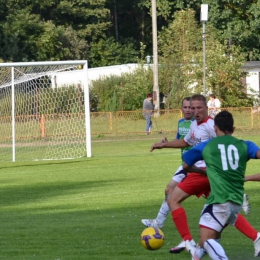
140,227,164,250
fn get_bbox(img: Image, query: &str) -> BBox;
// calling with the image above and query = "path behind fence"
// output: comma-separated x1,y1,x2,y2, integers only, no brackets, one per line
91,107,260,137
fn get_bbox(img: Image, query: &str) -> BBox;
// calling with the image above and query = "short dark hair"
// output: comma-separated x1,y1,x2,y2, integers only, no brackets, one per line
214,110,234,134
181,97,191,106
209,94,216,99
191,94,207,106
147,93,153,98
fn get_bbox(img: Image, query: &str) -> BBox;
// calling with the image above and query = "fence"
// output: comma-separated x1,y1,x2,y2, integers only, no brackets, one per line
91,107,260,137
0,107,259,145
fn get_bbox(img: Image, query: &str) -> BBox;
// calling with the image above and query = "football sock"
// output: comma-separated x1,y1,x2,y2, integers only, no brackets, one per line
195,247,207,259
235,213,258,241
194,239,220,259
171,207,192,241
204,239,228,260
156,199,170,227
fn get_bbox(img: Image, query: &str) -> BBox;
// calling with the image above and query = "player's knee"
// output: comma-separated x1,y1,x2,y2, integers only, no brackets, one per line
165,186,173,195
165,194,171,201
165,180,177,193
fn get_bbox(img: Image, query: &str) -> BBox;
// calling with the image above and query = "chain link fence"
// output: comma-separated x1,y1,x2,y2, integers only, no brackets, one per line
90,107,260,139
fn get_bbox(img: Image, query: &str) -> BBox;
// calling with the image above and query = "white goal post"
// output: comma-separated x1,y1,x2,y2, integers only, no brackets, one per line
0,60,91,162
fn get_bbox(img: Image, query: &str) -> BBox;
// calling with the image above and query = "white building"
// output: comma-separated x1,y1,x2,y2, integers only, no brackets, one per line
241,61,260,96
48,61,260,102
49,63,150,88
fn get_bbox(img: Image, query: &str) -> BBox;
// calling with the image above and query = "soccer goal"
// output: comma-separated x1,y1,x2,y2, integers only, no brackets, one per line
0,61,91,162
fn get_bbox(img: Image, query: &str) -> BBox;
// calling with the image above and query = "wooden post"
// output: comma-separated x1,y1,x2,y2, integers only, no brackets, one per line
40,114,46,138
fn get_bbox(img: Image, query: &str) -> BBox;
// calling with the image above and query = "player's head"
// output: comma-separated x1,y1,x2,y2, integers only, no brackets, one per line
147,93,153,99
209,94,216,100
181,97,193,120
190,94,208,123
214,110,234,135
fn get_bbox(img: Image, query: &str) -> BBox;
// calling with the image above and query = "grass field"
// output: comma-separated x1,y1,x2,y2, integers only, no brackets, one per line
0,135,260,259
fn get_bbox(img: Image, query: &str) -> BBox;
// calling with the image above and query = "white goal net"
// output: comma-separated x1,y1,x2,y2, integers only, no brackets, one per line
0,61,91,162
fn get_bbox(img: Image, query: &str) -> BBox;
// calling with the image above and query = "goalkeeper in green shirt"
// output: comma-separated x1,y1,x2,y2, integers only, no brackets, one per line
183,110,260,260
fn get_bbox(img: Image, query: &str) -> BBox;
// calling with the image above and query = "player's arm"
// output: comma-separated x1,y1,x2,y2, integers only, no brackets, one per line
245,173,260,182
182,142,207,175
183,162,207,176
244,143,260,181
255,150,260,159
150,138,188,152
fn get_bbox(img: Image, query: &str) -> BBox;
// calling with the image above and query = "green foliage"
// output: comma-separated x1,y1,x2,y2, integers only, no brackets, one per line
205,0,260,60
0,86,84,116
0,0,110,62
88,37,139,68
2,8,44,61
36,23,88,61
91,75,123,111
0,1,259,107
91,65,153,111
158,9,253,108
116,67,154,110
1,0,260,66
105,90,121,112
158,9,202,108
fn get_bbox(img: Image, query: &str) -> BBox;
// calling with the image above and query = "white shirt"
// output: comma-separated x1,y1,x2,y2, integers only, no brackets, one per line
207,98,221,109
184,117,216,168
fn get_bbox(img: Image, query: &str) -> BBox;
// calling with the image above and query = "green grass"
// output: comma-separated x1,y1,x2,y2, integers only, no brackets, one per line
0,137,259,259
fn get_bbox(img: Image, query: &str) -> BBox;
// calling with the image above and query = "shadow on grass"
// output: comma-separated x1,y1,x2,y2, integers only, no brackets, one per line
0,178,129,207
0,190,258,260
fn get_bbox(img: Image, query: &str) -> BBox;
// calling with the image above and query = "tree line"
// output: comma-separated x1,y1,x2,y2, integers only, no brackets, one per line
1,0,260,65
0,0,260,109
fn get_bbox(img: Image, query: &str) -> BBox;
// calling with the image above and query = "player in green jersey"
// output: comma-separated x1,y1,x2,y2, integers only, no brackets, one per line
183,110,260,260
141,97,194,230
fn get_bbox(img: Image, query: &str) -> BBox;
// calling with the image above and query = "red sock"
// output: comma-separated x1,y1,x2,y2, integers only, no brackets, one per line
171,207,192,241
235,213,258,241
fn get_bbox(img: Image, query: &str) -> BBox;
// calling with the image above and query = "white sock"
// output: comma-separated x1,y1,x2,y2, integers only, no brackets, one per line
195,247,207,259
155,199,170,227
215,238,221,243
204,239,229,260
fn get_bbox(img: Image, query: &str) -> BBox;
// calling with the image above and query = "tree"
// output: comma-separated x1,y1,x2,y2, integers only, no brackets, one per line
158,9,253,107
201,0,260,61
91,66,153,111
158,9,202,108
88,38,139,68
0,0,110,62
35,23,89,61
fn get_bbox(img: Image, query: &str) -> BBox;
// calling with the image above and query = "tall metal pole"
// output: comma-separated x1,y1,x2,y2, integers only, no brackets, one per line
200,4,208,96
202,22,206,96
151,0,159,112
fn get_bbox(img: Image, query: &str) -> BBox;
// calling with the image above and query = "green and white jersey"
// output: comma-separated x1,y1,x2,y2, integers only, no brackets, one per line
183,135,260,205
176,118,193,160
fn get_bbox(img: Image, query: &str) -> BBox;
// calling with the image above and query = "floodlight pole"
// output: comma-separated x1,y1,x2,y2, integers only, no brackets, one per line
151,0,160,113
201,4,208,96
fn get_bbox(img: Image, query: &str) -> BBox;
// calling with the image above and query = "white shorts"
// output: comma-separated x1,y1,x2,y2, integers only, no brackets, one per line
199,202,242,232
172,165,188,183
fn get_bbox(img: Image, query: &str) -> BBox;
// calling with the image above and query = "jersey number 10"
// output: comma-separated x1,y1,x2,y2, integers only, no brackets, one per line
218,144,239,170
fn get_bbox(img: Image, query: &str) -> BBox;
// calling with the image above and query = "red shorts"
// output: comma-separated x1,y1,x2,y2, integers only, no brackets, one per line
177,172,210,198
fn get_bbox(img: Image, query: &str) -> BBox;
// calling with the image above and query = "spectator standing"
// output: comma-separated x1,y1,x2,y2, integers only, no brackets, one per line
207,94,221,118
143,93,154,135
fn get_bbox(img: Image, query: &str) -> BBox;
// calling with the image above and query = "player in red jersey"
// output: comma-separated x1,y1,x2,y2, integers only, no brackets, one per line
151,94,259,257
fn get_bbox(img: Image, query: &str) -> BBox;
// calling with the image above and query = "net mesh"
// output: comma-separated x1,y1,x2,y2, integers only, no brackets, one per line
0,64,87,161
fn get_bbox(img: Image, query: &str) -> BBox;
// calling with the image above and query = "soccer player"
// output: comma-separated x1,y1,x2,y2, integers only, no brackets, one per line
142,97,194,229
150,94,257,256
183,110,260,259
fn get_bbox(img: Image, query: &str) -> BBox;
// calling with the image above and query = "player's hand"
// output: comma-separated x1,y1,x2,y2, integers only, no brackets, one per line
150,142,164,152
161,137,168,143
